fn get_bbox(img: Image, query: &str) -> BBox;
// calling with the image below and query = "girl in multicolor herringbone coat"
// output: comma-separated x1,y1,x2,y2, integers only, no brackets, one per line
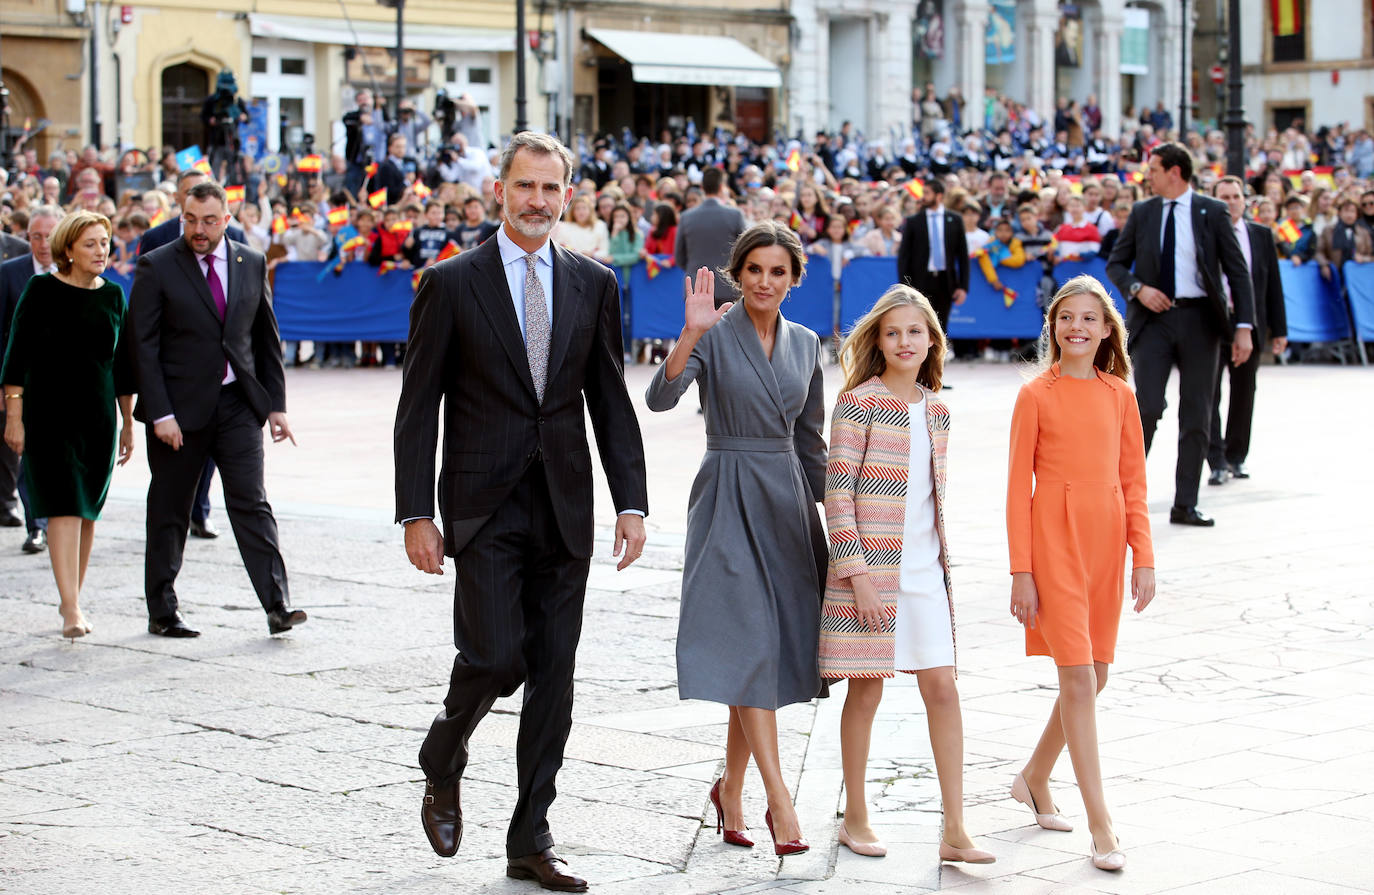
820,285,994,865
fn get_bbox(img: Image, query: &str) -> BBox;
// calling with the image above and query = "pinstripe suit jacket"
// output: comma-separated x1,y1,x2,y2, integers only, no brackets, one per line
393,233,648,558
819,377,955,678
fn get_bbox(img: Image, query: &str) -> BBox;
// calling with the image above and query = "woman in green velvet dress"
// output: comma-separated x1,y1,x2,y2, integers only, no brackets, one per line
2,210,135,640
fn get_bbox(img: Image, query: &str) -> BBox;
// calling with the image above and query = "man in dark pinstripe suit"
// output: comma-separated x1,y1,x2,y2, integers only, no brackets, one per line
395,131,648,892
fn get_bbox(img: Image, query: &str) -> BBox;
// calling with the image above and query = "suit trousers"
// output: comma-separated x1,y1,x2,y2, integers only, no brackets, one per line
912,272,954,334
192,458,216,524
0,410,17,514
144,384,289,619
418,461,590,859
1208,345,1261,471
1130,301,1221,509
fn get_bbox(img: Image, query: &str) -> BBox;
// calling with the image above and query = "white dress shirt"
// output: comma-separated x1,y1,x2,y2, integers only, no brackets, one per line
1160,188,1203,299
32,257,56,276
152,238,234,424
926,210,946,271
495,225,554,337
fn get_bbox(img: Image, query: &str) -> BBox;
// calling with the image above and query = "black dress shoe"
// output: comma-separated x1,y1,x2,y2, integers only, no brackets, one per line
1207,468,1231,486
1230,463,1249,479
0,510,22,527
148,613,201,637
507,849,588,892
189,518,219,539
266,606,307,634
421,779,462,857
22,530,46,554
1169,506,1215,527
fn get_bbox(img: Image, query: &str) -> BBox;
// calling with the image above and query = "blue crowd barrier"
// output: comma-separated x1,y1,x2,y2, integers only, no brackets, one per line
106,267,134,298
274,262,414,342
784,267,835,337
838,257,1044,339
1280,260,1350,343
1053,255,1126,314
626,258,688,340
1340,261,1374,341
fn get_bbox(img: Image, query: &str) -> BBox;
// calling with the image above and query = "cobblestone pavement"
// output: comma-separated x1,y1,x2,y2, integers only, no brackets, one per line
2,361,1371,894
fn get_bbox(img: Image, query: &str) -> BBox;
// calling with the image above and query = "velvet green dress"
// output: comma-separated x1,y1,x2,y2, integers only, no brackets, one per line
0,274,133,520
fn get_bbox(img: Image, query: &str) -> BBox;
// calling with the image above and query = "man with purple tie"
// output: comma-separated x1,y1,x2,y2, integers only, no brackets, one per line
128,180,304,638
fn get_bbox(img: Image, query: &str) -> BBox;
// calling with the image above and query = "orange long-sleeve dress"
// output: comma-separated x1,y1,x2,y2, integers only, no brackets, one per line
1006,364,1154,666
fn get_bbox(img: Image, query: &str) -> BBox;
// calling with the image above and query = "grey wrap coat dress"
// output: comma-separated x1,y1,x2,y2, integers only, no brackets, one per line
646,305,828,710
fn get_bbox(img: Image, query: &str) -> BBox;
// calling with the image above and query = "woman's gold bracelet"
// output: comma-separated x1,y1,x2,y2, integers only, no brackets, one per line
3,393,21,400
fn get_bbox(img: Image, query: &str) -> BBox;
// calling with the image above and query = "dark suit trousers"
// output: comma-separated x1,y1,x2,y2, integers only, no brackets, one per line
144,384,289,619
418,462,590,859
912,271,954,333
192,458,216,524
0,411,17,514
1208,346,1261,470
1130,302,1220,509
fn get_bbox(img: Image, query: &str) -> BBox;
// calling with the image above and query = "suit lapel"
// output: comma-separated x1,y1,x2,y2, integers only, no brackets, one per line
223,240,249,331
545,243,583,384
173,239,222,325
470,238,538,400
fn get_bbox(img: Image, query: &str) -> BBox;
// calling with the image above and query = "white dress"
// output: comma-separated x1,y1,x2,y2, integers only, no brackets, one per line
893,397,956,672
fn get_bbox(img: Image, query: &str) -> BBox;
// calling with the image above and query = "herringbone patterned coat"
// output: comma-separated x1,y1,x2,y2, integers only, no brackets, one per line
819,376,954,678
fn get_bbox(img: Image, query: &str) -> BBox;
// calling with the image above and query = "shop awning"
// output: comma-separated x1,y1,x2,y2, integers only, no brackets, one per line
249,14,513,53
586,28,782,89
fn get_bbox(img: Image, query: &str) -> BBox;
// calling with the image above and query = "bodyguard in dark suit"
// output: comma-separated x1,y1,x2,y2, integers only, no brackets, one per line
373,133,410,206
897,178,969,334
1106,143,1255,526
129,181,304,638
0,230,29,264
140,168,245,540
1207,176,1287,483
396,132,648,892
674,168,747,307
0,207,58,550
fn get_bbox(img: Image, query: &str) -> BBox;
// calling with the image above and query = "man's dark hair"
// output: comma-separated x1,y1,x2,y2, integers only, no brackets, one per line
176,168,206,189
1213,175,1245,196
186,180,227,208
701,167,725,196
925,178,946,196
1152,142,1194,183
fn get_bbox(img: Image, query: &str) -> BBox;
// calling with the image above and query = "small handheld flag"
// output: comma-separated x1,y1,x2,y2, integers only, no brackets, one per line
327,207,350,228
297,154,323,174
1276,218,1302,243
436,241,461,262
271,215,287,235
412,270,424,291
413,182,433,199
786,149,802,172
1002,287,1018,308
788,210,804,231
378,260,398,276
391,219,414,235
192,158,212,176
903,179,925,200
224,185,246,204
368,189,387,209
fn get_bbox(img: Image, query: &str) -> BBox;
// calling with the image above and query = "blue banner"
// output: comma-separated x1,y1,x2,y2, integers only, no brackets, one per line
784,267,836,337
174,145,204,170
1053,255,1126,314
627,259,688,340
239,99,269,161
987,0,1016,64
1340,261,1374,341
273,262,415,342
838,257,1044,339
1281,260,1349,343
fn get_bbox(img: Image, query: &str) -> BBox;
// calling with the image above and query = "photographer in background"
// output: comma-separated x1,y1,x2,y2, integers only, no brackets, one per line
343,89,388,198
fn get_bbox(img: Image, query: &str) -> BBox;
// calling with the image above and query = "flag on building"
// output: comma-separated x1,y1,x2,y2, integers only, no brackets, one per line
1271,0,1301,36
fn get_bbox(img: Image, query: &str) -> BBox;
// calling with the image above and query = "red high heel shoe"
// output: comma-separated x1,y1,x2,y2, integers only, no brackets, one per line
709,779,753,847
764,808,809,856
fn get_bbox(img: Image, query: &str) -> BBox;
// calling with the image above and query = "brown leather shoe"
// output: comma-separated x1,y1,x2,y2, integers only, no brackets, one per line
506,849,588,892
420,779,461,857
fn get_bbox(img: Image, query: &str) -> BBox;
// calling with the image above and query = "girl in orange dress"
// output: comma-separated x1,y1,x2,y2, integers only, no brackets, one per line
1005,274,1155,872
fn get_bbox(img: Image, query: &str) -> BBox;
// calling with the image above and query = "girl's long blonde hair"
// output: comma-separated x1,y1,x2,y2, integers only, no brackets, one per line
838,284,946,393
1038,274,1131,381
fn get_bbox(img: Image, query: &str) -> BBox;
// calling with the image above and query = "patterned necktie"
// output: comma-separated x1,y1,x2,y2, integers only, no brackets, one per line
523,253,550,402
1160,201,1176,301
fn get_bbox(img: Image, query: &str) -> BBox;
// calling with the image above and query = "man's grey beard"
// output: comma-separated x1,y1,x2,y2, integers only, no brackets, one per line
505,209,556,239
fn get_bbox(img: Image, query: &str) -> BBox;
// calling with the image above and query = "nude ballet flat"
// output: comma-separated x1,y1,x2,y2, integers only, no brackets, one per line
1011,772,1073,832
1090,836,1126,871
837,824,886,858
939,840,996,864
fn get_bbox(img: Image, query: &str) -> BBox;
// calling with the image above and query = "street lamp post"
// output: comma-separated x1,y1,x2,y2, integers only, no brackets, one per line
1224,0,1245,175
515,0,528,133
1179,0,1188,136
377,0,405,114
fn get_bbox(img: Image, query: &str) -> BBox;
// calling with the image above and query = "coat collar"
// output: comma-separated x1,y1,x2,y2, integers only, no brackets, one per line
726,302,787,421
172,237,221,324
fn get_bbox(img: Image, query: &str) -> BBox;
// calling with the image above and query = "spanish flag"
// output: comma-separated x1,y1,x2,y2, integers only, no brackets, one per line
1130,169,1146,184
412,270,424,291
786,149,802,172
1028,170,1043,192
788,210,804,231
365,162,379,179
1276,218,1302,243
1002,287,1018,308
276,174,288,187
391,219,414,235
847,219,861,236
297,154,323,174
368,188,387,209
224,185,246,204
903,179,925,200
327,206,350,228
413,181,433,199
271,214,288,235
149,209,167,227
192,158,212,175
436,241,461,262
645,256,663,279
1271,0,1300,36
378,260,398,276
340,235,367,254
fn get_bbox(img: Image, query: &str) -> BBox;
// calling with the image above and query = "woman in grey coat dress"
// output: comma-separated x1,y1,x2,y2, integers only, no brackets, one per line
646,221,827,855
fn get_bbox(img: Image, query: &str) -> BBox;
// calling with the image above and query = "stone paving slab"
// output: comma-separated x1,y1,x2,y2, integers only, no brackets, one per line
2,361,1372,894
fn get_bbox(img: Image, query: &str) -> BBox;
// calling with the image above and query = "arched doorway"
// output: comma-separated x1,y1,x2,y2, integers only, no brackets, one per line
161,63,209,150
2,68,47,159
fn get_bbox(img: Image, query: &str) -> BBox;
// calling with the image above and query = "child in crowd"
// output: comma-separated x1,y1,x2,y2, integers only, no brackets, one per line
821,285,993,867
1006,275,1154,873
807,213,858,282
1053,195,1103,260
408,201,454,267
975,219,1026,294
453,196,497,250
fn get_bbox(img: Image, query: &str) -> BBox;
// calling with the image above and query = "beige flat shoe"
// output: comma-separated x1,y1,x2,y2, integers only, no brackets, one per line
837,824,886,858
939,840,996,864
1090,836,1126,871
1011,772,1073,832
